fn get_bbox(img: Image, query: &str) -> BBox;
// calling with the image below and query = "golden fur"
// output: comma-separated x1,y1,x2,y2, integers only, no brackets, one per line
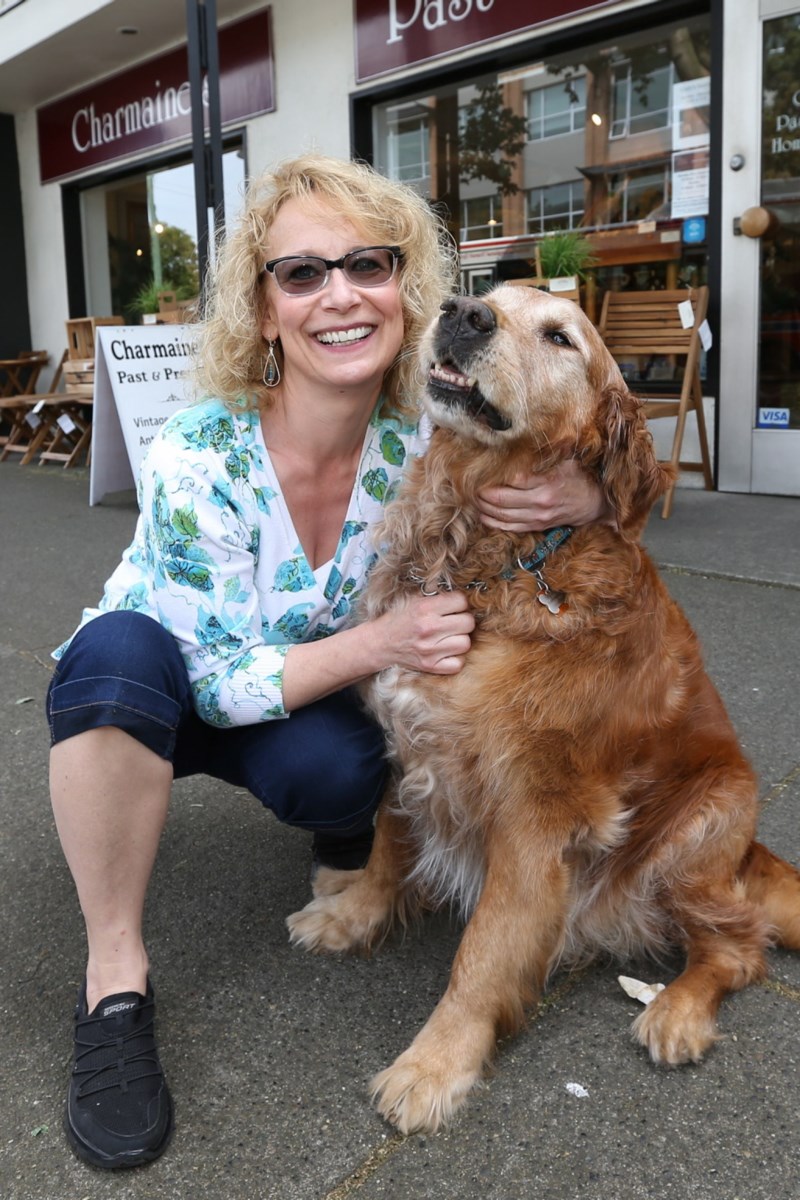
287,286,800,1135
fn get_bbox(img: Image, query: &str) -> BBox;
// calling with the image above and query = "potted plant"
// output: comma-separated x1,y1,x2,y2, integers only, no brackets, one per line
537,229,597,295
129,279,198,325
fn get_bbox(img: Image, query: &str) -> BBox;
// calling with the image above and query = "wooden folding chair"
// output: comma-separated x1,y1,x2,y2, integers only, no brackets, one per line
0,352,68,464
597,287,713,519
37,397,94,468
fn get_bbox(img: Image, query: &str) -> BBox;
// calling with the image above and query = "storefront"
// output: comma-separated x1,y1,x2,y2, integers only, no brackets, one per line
1,0,798,495
352,0,798,496
35,10,273,324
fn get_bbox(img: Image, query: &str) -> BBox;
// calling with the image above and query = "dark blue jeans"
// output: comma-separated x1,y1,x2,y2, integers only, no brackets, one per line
46,611,387,834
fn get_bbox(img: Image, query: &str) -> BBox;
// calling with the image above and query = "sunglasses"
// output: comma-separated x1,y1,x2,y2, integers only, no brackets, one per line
263,245,403,296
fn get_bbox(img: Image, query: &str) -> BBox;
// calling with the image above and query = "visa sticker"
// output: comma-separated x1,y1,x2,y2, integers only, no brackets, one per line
757,408,790,428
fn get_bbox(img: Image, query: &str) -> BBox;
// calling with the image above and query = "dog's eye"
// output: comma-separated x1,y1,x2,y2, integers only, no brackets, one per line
546,329,573,348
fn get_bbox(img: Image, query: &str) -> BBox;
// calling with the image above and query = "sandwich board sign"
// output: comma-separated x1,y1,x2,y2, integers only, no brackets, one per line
90,324,196,505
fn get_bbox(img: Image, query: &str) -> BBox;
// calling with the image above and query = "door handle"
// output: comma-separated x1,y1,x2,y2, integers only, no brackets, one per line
733,206,778,237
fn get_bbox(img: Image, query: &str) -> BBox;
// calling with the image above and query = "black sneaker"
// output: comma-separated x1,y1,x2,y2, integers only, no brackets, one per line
66,980,173,1169
311,825,375,876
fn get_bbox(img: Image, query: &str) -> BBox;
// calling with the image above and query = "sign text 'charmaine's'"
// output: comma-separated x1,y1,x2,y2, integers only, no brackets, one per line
71,79,200,153
38,9,273,183
110,335,195,362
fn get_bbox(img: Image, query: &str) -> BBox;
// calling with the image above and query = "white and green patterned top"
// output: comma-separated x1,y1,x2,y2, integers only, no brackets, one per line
55,397,429,727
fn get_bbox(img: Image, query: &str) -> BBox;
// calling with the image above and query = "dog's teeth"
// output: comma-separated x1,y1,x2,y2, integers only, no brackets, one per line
431,363,472,388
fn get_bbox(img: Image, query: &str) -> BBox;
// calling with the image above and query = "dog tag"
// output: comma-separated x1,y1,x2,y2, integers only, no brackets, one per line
537,589,567,614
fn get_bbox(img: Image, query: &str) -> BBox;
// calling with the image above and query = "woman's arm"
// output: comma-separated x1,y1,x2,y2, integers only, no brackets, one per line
139,422,474,725
476,457,612,532
137,428,301,726
281,589,474,711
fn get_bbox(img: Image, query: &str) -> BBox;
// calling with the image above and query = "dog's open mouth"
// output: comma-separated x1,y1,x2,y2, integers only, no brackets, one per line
427,361,512,432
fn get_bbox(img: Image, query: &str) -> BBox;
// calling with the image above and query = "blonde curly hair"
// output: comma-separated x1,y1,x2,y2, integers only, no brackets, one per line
195,154,458,418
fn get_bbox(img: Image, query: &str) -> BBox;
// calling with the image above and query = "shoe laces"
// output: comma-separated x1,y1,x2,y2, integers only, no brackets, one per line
73,995,162,1099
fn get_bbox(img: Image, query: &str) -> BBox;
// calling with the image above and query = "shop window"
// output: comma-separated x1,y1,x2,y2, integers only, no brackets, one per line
527,181,585,233
526,77,586,141
461,195,503,240
370,12,711,321
82,148,245,323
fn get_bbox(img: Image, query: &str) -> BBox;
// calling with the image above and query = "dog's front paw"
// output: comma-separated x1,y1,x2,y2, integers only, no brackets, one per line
371,1047,481,1135
286,895,364,954
312,865,364,899
286,883,392,954
631,986,719,1065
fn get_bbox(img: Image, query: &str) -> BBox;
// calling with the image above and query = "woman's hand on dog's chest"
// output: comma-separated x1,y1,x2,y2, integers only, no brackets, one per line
372,591,475,676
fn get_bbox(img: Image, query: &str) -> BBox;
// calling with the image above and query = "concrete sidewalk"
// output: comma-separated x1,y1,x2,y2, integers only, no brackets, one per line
1,462,799,1200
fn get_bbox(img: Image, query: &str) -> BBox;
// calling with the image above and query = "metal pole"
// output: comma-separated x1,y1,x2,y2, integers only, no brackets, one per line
185,0,225,299
146,173,163,289
204,0,226,250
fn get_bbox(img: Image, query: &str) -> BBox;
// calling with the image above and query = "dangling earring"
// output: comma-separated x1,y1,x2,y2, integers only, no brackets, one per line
263,340,281,388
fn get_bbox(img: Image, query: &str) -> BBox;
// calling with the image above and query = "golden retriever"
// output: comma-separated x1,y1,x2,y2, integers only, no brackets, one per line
287,285,800,1135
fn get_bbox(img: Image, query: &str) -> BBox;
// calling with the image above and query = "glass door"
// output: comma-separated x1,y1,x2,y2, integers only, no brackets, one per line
81,147,246,324
719,0,800,495
758,16,800,435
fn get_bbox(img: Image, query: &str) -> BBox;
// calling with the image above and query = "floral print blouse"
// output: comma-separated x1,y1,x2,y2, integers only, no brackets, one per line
55,397,429,727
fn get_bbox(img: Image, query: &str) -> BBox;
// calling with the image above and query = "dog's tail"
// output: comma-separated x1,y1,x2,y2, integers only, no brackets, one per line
738,841,800,949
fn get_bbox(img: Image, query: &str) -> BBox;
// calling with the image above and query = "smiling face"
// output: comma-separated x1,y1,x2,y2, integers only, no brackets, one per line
260,197,406,405
421,285,625,449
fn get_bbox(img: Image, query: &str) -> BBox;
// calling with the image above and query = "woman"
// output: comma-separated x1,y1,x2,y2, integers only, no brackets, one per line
47,155,606,1169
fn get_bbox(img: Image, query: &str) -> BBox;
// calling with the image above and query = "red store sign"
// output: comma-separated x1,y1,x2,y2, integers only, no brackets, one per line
37,8,274,184
354,0,614,81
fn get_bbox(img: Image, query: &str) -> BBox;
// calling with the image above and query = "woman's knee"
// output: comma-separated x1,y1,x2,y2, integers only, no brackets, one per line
47,612,192,758
238,692,389,832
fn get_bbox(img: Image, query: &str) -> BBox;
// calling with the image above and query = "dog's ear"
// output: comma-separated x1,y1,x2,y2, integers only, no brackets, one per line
585,385,676,539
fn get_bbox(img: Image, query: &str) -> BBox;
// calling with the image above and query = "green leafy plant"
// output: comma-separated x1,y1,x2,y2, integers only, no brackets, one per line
537,230,598,280
128,278,197,317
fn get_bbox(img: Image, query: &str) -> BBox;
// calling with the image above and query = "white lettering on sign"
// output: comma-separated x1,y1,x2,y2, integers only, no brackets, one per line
70,79,195,153
772,135,800,154
387,0,494,45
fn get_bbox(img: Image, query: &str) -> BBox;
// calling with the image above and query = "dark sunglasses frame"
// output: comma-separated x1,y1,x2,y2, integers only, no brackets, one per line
263,245,403,294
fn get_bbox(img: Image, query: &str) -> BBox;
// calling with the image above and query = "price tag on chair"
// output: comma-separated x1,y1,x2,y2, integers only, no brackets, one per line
698,320,713,351
25,412,41,429
57,413,77,434
677,300,694,329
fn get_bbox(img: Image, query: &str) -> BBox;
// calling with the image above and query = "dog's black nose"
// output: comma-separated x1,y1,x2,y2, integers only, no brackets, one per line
439,296,496,341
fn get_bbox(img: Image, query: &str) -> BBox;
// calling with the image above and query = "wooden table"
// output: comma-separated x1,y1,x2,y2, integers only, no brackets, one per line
0,353,50,398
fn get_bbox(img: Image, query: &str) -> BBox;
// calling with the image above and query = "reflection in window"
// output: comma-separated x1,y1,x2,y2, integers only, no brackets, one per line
527,77,586,140
604,166,669,224
527,181,585,233
461,194,503,240
369,15,711,319
610,60,675,139
383,102,431,184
